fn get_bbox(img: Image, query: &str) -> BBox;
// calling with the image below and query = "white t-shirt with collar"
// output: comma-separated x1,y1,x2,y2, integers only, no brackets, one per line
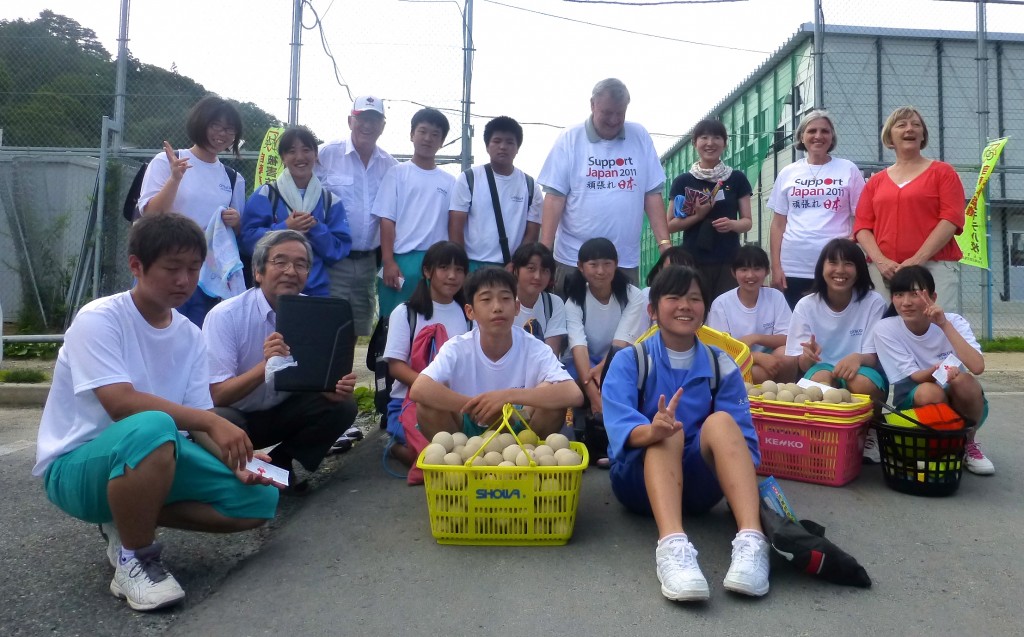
316,136,398,251
707,287,792,353
421,326,571,396
785,291,887,364
371,161,455,254
202,287,290,413
34,292,213,475
139,148,246,229
537,120,665,268
872,314,979,384
448,165,542,263
383,300,471,400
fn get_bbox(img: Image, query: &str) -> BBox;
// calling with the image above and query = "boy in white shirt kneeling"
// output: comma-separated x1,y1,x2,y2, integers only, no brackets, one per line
410,267,583,439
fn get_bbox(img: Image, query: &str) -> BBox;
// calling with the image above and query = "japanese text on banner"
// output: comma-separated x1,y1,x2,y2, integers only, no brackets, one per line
254,127,286,187
958,137,1008,269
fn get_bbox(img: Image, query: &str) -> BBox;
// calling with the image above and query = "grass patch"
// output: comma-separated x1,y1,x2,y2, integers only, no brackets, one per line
0,369,48,383
980,337,1024,352
3,341,60,359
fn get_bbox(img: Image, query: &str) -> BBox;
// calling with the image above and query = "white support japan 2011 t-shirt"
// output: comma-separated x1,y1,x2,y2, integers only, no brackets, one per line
784,291,887,364
372,162,455,255
448,165,542,264
421,327,571,397
767,157,865,279
34,292,213,475
538,121,665,268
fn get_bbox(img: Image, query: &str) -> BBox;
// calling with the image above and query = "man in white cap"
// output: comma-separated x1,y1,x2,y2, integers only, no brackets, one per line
316,95,398,336
538,78,673,292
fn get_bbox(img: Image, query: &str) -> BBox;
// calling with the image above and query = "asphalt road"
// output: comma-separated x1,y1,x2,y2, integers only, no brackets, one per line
2,385,1021,636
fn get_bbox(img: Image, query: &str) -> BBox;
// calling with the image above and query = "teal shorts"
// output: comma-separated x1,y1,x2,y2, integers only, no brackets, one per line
43,411,279,524
469,260,503,273
461,413,525,437
894,381,989,429
805,362,889,394
377,250,426,317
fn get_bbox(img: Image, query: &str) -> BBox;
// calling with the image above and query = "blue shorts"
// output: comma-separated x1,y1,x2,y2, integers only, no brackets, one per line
609,429,724,516
893,380,990,429
43,411,279,524
805,362,889,394
386,396,407,444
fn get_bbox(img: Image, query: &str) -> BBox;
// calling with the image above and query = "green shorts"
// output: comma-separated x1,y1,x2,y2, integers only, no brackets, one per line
43,411,279,524
377,250,426,317
805,362,889,394
461,413,525,437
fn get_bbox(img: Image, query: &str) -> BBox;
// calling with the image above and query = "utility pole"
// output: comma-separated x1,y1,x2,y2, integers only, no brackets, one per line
288,0,303,126
461,0,474,170
112,0,130,151
812,0,824,108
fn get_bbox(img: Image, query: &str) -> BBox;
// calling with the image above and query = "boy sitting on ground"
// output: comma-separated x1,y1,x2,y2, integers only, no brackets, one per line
33,213,279,612
707,244,797,383
409,267,583,439
602,265,769,602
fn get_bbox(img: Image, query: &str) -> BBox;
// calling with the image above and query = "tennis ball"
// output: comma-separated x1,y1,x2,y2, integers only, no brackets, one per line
744,382,754,391
748,387,764,397
537,455,557,467
498,433,516,448
422,448,445,466
823,388,843,403
761,391,777,401
533,444,554,458
840,389,853,403
502,445,520,463
498,460,516,467
546,433,570,452
483,435,504,454
451,432,468,447
551,519,570,536
483,451,503,466
518,430,540,446
515,450,535,467
805,386,824,401
470,456,487,467
432,431,455,453
453,444,466,459
555,449,583,466
793,393,809,404
776,389,795,403
443,452,463,466
444,472,467,490
761,380,778,394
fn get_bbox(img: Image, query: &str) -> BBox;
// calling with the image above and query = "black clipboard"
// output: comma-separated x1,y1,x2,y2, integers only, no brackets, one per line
274,295,355,392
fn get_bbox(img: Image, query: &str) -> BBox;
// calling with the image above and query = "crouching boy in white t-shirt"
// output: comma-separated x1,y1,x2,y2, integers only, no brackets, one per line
33,214,279,613
409,267,583,439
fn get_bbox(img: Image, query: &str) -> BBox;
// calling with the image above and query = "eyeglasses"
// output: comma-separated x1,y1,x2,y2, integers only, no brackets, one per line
208,123,237,137
268,258,310,274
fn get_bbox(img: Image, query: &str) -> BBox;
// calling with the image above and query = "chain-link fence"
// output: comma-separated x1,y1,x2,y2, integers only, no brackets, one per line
647,0,1024,338
0,2,464,334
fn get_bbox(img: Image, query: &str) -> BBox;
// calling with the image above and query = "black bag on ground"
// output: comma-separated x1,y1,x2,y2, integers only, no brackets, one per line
366,317,394,425
759,501,872,588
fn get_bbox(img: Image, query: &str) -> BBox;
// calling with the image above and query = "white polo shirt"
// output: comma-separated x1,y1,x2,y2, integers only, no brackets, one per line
203,287,290,412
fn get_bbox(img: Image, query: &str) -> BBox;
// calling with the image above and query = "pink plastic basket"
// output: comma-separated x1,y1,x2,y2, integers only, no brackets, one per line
753,414,870,487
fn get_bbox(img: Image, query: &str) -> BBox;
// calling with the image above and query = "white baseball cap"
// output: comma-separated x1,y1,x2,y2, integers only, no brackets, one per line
351,95,385,116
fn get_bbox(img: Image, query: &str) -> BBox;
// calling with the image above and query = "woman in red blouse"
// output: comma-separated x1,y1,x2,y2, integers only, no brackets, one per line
853,107,966,310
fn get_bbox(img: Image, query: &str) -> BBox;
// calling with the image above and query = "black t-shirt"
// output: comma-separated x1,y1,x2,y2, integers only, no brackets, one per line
669,170,753,265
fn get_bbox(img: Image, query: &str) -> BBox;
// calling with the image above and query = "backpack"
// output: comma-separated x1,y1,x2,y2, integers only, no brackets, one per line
632,338,721,409
265,183,333,223
521,291,553,342
122,152,238,222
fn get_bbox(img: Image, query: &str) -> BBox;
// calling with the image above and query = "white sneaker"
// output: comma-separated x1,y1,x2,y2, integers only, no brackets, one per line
862,428,881,464
655,535,710,601
723,532,770,597
965,440,995,475
99,522,120,568
109,543,185,611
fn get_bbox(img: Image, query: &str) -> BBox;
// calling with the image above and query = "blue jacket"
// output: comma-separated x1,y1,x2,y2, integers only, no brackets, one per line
241,184,352,296
602,331,760,468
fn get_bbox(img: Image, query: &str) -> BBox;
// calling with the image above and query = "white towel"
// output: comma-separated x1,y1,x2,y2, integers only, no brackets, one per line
198,206,246,299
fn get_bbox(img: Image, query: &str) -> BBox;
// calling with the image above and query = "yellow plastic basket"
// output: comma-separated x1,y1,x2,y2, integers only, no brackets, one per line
637,324,753,383
417,405,589,546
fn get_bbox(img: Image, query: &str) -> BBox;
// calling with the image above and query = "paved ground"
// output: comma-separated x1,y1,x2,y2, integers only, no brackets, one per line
0,355,1020,636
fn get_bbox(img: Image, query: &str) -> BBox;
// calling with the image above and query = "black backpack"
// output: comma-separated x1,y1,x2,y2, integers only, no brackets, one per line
122,153,238,222
521,291,554,342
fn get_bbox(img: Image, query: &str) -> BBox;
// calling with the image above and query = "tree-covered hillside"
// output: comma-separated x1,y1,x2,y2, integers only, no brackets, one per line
0,10,282,149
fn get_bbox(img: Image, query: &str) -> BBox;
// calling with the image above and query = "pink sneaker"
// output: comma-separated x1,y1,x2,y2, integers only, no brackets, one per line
965,441,995,475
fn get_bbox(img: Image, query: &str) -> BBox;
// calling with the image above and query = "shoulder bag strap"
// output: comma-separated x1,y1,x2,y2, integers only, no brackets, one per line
484,165,511,264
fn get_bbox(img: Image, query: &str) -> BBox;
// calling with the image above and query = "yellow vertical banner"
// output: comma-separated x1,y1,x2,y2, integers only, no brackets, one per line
254,127,286,187
958,137,1008,269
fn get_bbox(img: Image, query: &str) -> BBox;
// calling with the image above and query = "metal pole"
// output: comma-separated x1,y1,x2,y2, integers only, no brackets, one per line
812,0,824,108
288,0,302,126
112,0,130,151
977,0,992,338
94,117,112,299
461,0,474,171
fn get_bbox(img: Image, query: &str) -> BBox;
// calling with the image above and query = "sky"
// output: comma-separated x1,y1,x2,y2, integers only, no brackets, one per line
6,0,1023,176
